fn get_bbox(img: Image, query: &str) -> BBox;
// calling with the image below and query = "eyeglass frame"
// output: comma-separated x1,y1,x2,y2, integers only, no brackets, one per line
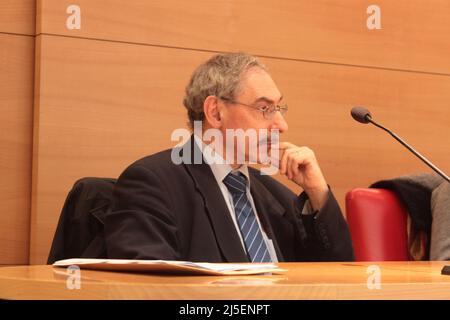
219,96,288,120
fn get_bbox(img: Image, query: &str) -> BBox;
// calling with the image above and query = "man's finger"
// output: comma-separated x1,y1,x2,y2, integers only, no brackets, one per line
276,141,295,150
282,148,297,177
279,148,295,174
279,148,289,174
290,156,300,179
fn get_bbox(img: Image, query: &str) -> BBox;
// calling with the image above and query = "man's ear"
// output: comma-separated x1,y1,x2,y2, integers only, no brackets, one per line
203,95,222,128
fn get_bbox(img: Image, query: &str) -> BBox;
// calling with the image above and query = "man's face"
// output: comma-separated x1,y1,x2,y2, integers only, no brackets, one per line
219,67,288,165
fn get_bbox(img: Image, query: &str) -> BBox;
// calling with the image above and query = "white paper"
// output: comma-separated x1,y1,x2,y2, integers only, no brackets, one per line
52,258,285,275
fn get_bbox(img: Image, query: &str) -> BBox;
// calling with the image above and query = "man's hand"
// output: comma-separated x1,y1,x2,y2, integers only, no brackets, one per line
276,142,329,211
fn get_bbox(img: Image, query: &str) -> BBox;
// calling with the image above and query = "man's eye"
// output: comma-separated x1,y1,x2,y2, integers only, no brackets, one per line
259,105,271,112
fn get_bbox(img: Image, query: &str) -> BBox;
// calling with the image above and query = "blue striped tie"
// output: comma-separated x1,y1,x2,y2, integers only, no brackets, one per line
223,172,271,262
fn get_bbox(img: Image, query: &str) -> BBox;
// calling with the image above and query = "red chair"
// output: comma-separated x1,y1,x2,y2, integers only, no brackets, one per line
345,188,409,261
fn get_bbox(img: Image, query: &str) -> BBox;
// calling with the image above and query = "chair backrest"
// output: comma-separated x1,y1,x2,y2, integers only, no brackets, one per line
345,188,409,261
47,177,117,264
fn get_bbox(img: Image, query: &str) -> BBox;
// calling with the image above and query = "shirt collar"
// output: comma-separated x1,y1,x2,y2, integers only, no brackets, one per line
193,134,250,187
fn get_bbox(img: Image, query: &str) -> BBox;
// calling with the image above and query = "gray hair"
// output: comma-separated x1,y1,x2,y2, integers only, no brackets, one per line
183,52,267,129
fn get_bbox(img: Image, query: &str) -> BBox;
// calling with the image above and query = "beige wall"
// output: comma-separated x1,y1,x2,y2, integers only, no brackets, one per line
1,0,449,264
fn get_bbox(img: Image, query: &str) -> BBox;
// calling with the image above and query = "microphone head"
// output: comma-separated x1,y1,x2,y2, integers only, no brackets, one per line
351,106,372,124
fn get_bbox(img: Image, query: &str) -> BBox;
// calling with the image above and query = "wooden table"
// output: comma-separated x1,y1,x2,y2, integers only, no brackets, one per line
0,261,449,299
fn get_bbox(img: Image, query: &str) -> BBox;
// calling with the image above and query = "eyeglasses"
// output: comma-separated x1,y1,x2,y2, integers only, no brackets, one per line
220,97,288,120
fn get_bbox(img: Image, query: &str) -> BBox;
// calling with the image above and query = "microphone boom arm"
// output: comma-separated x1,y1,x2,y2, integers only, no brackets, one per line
367,116,450,183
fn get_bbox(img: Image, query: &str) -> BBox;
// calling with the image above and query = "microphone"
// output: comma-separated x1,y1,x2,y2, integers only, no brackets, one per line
351,106,372,124
350,106,450,183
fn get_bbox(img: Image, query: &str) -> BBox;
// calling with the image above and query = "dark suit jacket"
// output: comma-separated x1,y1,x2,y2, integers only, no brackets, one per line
105,137,354,262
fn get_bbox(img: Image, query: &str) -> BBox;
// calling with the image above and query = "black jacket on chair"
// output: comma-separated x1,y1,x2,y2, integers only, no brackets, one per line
47,177,116,264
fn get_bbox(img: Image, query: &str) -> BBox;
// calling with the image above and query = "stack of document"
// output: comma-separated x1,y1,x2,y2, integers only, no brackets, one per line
53,258,286,276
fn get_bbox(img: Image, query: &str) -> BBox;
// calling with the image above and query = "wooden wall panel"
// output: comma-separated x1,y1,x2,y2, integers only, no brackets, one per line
29,0,450,264
0,0,35,35
30,34,450,264
30,35,202,263
0,34,35,264
0,0,35,265
269,60,450,199
37,0,450,74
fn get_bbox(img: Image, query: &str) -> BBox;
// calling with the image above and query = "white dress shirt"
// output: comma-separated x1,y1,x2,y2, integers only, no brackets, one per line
193,135,279,262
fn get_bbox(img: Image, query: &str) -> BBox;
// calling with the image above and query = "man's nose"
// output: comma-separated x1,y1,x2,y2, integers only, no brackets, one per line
271,111,288,133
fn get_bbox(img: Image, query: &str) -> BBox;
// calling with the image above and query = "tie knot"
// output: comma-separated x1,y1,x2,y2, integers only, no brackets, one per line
223,172,247,194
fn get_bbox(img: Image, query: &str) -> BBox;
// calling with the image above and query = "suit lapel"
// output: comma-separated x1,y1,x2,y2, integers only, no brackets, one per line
249,174,286,262
181,136,249,262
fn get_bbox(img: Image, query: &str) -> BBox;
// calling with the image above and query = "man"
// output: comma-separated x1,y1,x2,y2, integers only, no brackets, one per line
104,52,354,262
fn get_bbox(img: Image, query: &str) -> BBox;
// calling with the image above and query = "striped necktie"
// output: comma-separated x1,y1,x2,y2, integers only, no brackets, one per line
222,172,271,262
